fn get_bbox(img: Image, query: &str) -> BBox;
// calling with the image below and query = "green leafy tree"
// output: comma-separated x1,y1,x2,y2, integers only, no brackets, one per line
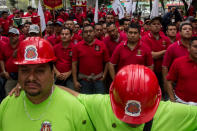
9,0,17,7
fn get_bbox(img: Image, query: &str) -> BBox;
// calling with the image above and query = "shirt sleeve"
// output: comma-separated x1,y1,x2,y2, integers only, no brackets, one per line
0,96,10,131
162,46,173,68
103,43,110,63
110,45,121,65
72,45,78,62
166,59,179,82
145,49,153,66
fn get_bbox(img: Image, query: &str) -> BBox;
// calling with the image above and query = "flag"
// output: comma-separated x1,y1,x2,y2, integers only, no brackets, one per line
32,0,37,8
150,0,159,18
38,0,46,32
131,1,136,14
124,0,133,14
112,0,125,19
94,0,98,23
43,0,63,10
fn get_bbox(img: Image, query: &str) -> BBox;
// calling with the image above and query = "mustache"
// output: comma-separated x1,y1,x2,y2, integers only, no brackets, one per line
24,80,41,87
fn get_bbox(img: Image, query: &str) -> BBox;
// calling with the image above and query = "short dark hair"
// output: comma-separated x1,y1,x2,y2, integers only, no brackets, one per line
61,27,72,35
106,22,115,28
179,22,192,31
166,23,177,30
94,23,102,27
128,23,141,34
1,11,8,15
189,37,197,47
82,24,94,32
27,6,32,10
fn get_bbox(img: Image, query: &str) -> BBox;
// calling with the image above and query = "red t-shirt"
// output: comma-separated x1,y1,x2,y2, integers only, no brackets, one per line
24,12,39,24
162,40,189,68
71,33,83,45
0,36,9,43
47,34,61,46
141,32,171,73
0,42,19,73
110,41,153,71
44,11,52,24
54,42,74,73
57,13,69,22
0,18,12,35
75,13,83,25
103,32,127,57
72,39,110,75
167,56,197,102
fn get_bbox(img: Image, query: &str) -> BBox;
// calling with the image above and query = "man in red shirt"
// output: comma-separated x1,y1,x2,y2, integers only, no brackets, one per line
0,11,13,35
140,18,150,37
109,23,153,80
72,25,109,94
75,8,84,26
54,27,74,90
19,22,31,41
123,19,131,34
141,16,171,100
105,13,115,24
191,18,197,37
47,19,63,46
57,9,69,22
65,19,83,44
162,22,193,91
166,37,197,105
94,23,104,41
24,6,39,24
165,23,178,44
43,6,52,24
0,28,20,95
103,23,127,57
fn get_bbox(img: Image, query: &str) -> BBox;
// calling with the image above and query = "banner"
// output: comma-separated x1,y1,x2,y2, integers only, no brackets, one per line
112,0,125,19
43,0,63,10
94,0,98,23
150,0,159,18
38,0,46,32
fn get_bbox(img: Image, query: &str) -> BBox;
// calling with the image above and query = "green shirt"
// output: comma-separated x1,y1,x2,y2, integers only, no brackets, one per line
78,94,197,131
0,86,94,131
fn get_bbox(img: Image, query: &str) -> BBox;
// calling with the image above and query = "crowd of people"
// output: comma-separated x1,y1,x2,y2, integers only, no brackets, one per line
0,4,197,130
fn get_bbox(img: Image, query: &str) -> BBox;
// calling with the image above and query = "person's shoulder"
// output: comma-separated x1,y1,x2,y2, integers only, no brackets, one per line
173,55,188,63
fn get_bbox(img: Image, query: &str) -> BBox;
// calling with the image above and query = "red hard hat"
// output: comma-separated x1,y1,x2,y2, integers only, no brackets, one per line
14,37,56,65
110,64,161,124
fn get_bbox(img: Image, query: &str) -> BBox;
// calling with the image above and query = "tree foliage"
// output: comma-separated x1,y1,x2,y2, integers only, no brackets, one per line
9,0,17,7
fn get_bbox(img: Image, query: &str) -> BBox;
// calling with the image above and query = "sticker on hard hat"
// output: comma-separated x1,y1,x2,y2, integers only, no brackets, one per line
125,100,141,117
25,45,38,61
40,121,52,131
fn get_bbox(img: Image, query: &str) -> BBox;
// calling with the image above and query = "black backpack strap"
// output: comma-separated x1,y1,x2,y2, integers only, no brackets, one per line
143,119,153,131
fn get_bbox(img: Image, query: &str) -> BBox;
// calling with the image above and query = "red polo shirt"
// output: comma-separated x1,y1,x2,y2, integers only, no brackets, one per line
0,18,12,35
110,41,153,71
0,36,9,43
47,34,61,46
44,10,52,24
103,32,127,57
54,42,74,73
72,39,109,75
0,42,19,73
71,33,83,45
141,32,171,73
167,56,197,102
163,40,189,69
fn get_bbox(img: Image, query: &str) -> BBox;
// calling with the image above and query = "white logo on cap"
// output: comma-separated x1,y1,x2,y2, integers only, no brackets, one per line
125,100,141,117
24,45,38,61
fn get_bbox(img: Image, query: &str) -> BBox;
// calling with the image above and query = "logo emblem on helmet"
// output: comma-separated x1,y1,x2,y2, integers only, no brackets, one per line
40,121,52,131
25,45,38,61
125,100,141,117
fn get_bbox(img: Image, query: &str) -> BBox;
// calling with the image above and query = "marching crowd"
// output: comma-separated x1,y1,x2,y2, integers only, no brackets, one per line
0,4,197,130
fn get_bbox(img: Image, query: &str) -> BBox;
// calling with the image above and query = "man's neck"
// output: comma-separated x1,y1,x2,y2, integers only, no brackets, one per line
27,86,54,104
62,41,70,48
127,41,138,50
85,39,95,46
151,32,160,40
181,38,190,48
168,36,176,43
189,55,197,63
